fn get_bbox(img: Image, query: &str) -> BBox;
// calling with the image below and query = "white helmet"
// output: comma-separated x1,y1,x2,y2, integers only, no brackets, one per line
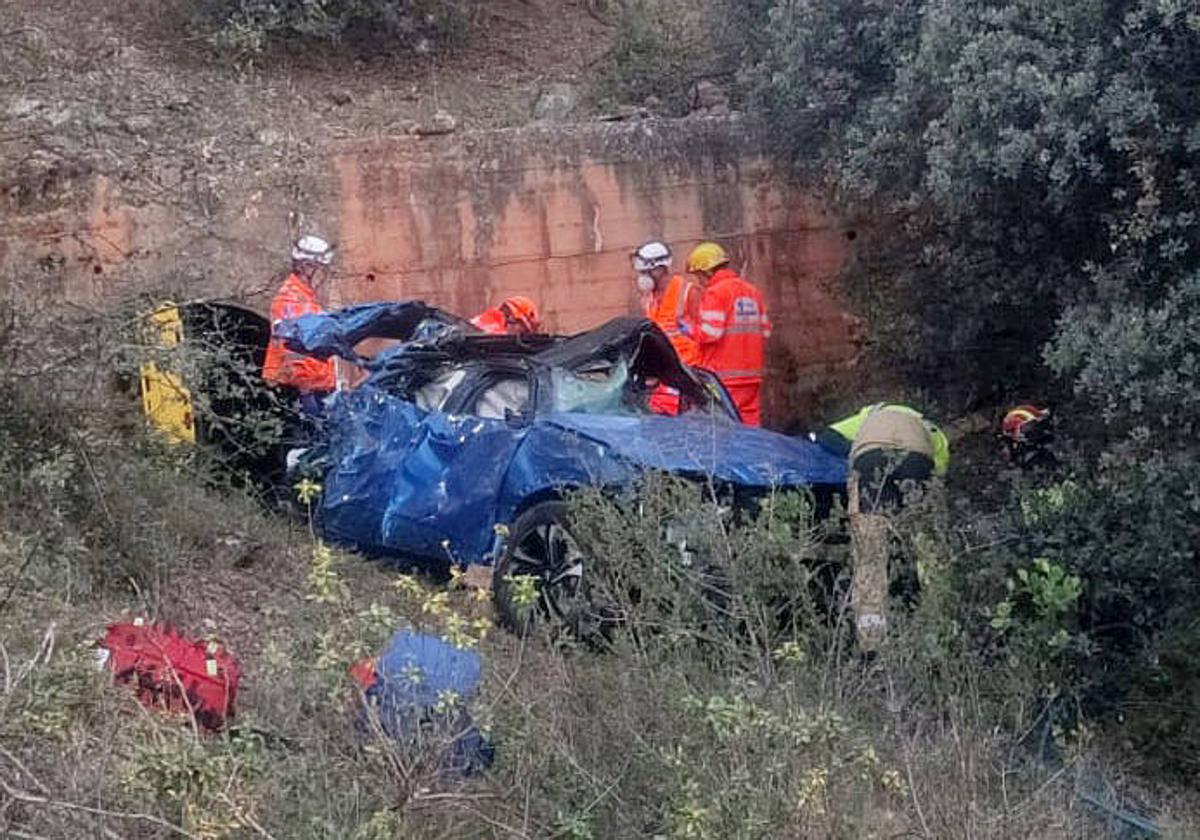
632,240,672,272
292,235,333,266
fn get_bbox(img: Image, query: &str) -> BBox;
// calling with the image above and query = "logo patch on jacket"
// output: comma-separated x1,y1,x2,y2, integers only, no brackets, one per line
734,297,760,321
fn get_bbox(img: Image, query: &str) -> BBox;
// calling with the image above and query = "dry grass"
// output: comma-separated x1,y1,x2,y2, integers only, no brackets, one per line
0,262,1192,838
0,366,1131,838
0,298,1188,837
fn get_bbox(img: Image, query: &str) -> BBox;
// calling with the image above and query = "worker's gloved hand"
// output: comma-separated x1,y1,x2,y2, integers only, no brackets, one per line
676,319,693,337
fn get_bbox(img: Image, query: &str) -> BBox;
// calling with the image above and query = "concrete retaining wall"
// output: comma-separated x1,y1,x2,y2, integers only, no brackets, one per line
1,117,863,424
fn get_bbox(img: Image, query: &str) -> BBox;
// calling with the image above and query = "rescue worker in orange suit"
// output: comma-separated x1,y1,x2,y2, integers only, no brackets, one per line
688,242,772,426
262,235,338,419
632,240,702,415
471,295,541,336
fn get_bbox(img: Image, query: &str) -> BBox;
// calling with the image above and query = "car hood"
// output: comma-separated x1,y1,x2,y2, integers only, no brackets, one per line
538,412,847,488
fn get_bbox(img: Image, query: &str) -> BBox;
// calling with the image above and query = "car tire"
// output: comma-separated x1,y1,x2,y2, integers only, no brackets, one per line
492,501,613,641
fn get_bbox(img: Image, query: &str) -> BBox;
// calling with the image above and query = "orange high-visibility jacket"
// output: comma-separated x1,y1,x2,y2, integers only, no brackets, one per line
696,267,772,384
471,307,508,334
262,273,336,393
644,274,702,366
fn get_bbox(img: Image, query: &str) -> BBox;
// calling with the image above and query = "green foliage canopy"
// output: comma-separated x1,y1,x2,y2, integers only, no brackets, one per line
756,1,1200,769
759,0,1200,419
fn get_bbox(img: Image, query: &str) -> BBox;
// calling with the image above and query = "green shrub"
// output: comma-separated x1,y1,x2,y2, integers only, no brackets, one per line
566,475,838,662
752,5,1200,781
600,0,771,114
756,1,1200,406
121,728,272,837
0,296,283,601
200,0,474,55
1002,460,1200,776
1048,270,1200,443
464,479,1093,837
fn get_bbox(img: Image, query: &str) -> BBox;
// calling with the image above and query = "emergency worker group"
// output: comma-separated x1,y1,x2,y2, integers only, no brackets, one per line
262,233,1051,654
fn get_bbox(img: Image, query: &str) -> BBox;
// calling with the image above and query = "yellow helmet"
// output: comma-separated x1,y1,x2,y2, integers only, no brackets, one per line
686,242,729,273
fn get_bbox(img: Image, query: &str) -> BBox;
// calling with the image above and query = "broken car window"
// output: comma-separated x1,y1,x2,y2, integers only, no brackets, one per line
413,368,468,413
550,360,631,414
474,378,532,420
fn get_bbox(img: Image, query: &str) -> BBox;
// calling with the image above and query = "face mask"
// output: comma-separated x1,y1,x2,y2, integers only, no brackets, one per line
636,274,655,294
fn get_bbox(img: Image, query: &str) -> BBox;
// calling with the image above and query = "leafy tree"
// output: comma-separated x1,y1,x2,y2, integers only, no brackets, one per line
756,0,1200,773
759,1,1200,415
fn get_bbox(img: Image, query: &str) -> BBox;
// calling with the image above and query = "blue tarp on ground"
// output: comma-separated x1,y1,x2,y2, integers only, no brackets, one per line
361,630,493,776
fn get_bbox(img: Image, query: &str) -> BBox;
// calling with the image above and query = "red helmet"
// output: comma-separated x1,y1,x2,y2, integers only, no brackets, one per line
500,295,540,333
1001,404,1051,443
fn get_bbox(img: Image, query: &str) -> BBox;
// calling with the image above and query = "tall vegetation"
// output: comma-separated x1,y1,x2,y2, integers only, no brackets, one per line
601,0,773,113
199,0,474,54
754,0,1200,774
758,0,1200,415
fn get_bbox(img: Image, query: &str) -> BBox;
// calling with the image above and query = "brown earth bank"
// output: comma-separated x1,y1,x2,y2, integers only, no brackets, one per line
1,0,863,430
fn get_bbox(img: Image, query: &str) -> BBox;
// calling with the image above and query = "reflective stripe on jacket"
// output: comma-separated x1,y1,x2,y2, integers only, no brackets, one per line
262,274,336,393
830,403,950,475
644,274,701,366
696,267,771,384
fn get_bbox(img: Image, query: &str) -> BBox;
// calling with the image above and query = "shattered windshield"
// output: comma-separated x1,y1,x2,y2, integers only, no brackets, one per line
546,358,732,420
550,360,631,414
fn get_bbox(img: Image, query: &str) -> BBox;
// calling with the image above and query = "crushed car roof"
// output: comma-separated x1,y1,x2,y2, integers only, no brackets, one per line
277,301,715,407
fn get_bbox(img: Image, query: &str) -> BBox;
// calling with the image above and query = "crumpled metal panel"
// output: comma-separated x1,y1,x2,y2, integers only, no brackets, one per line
315,387,520,563
489,412,848,532
316,391,846,567
276,301,468,361
288,301,848,570
537,412,848,488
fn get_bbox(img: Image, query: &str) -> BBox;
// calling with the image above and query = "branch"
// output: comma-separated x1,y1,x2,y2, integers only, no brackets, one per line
0,535,42,614
0,778,197,839
215,794,277,840
0,743,51,795
7,829,54,840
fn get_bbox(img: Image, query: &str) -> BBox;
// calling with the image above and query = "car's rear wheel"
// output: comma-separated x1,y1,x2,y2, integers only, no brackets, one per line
492,501,614,642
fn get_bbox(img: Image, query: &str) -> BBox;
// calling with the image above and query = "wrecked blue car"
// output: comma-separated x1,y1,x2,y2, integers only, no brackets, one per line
278,302,847,631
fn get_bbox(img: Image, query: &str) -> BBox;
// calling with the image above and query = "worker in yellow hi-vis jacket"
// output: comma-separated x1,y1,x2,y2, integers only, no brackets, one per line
815,403,949,653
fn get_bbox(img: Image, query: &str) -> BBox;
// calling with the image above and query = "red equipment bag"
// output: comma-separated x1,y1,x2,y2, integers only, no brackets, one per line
98,619,241,733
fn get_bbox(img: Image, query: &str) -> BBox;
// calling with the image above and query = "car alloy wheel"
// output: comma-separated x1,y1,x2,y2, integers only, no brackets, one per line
493,501,613,642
